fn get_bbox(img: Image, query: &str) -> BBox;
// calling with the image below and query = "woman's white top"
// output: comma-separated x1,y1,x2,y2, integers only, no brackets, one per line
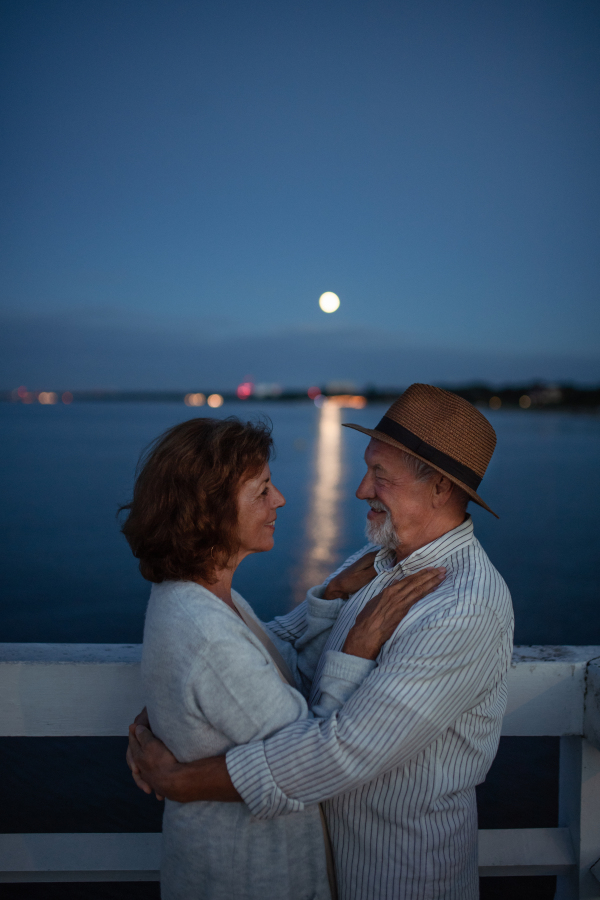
142,580,373,900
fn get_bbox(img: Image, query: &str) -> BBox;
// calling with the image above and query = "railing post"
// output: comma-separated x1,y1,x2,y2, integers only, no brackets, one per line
556,736,600,899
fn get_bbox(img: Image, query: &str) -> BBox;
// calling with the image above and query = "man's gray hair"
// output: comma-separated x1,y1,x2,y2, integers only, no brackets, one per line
396,448,438,484
396,448,470,510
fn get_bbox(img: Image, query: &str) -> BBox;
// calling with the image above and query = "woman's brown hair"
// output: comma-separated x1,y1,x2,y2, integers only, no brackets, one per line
120,417,273,583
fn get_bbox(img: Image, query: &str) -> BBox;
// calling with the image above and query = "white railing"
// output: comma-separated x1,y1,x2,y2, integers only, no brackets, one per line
1,644,600,898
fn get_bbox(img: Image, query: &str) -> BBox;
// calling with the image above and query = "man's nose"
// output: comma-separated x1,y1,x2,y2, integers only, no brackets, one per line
355,472,373,500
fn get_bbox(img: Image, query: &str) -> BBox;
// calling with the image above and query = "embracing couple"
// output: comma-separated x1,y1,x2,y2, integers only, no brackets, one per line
124,383,513,900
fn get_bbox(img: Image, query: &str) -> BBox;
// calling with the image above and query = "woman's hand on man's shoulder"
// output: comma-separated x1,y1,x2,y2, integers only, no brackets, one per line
323,550,378,601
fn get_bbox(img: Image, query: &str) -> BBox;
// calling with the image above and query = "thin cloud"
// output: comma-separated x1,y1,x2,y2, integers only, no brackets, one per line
1,312,597,390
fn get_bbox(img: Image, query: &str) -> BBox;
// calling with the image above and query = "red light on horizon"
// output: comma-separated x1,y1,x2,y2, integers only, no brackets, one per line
307,386,321,399
62,391,73,404
236,382,253,400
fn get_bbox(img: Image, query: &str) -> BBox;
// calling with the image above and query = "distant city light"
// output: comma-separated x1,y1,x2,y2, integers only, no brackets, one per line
184,393,205,407
236,382,254,400
318,292,340,313
314,394,367,409
489,396,502,410
325,395,367,409
62,392,73,404
307,386,321,399
38,392,57,405
207,393,224,408
519,395,532,409
16,386,27,399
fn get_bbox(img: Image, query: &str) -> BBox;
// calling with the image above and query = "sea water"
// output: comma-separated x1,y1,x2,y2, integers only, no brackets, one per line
1,400,599,644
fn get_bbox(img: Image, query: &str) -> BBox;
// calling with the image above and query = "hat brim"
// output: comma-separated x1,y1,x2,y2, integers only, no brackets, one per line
343,422,499,518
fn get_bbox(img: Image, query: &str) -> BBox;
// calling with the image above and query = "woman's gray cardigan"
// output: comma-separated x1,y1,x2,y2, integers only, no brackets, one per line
142,580,373,900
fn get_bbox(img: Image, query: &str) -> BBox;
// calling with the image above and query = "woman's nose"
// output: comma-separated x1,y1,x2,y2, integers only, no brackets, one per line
273,486,286,508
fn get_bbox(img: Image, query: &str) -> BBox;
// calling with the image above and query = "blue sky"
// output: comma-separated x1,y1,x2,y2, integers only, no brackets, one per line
1,0,599,388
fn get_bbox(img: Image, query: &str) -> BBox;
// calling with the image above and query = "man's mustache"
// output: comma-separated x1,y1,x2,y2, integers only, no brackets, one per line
368,500,390,514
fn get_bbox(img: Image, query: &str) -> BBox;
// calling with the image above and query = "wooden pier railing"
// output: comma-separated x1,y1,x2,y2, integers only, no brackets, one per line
1,643,599,898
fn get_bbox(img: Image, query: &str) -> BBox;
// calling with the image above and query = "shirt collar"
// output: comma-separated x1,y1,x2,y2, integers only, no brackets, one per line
373,515,474,575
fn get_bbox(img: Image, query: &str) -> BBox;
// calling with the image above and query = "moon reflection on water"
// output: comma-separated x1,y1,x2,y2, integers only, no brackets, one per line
294,401,344,603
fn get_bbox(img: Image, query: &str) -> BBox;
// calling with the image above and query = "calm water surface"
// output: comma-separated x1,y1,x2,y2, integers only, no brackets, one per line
1,400,599,645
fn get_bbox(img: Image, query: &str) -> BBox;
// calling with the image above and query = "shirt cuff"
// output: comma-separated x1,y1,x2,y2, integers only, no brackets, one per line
227,740,304,819
321,649,377,683
305,584,345,620
312,650,376,716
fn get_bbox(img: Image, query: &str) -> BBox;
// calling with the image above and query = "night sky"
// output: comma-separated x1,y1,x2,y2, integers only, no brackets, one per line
1,0,599,389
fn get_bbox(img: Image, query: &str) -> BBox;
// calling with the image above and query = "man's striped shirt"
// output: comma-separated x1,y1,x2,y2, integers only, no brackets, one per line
227,517,514,900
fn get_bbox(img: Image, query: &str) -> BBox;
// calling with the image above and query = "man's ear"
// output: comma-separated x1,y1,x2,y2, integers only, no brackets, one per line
431,475,454,508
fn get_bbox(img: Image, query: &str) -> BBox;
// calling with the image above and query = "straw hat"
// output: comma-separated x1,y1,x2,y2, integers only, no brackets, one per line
343,383,498,517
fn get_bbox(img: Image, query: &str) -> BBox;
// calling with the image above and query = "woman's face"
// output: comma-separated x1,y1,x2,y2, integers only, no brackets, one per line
235,463,286,558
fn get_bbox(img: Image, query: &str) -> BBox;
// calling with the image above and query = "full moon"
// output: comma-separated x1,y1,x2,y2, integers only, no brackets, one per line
319,292,340,313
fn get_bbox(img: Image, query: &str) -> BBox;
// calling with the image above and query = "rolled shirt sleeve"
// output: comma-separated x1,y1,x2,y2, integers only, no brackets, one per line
265,542,378,690
265,543,378,692
226,648,376,817
311,650,376,716
266,588,347,695
227,605,504,818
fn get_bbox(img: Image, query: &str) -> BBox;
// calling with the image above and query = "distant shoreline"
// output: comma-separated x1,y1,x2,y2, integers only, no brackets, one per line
1,383,599,411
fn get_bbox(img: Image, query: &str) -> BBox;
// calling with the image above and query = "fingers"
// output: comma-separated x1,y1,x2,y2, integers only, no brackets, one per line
135,724,153,746
126,742,139,775
126,735,153,794
374,568,444,609
393,567,445,591
133,771,153,794
400,566,445,584
127,724,143,770
359,550,378,568
358,553,377,579
384,568,445,607
345,566,447,657
349,550,377,570
394,568,445,598
134,706,150,728
127,721,170,800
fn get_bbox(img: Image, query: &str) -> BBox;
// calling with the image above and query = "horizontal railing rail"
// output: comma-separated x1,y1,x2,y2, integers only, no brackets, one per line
1,644,599,898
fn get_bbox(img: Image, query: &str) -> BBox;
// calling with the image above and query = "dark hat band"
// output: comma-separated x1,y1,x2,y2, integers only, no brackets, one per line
374,416,483,491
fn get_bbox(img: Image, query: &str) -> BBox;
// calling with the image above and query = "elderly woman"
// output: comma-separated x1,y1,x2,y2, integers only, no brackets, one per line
121,416,444,900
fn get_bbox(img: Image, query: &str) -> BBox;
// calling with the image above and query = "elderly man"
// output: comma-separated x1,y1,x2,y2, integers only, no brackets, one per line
129,383,513,900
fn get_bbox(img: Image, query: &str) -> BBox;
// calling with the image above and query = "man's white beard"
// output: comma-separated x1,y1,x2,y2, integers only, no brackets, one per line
365,500,399,551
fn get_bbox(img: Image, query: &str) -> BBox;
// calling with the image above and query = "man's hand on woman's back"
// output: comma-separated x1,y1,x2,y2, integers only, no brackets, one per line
126,707,158,796
127,717,240,804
